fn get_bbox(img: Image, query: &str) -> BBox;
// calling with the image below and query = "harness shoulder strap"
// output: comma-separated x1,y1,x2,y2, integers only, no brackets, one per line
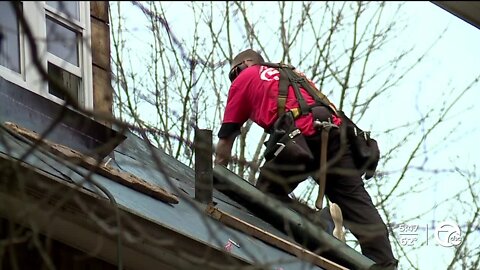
285,68,338,115
283,68,310,116
260,62,335,117
296,75,335,112
277,68,289,117
261,62,295,117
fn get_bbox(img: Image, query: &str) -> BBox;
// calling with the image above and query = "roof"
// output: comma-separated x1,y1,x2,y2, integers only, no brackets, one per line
0,124,330,270
0,77,373,269
432,1,480,30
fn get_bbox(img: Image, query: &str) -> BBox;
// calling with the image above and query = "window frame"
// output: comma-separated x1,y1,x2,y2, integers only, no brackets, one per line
0,1,93,110
0,2,27,88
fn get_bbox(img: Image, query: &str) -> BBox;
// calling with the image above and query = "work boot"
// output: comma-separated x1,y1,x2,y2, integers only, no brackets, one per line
329,203,346,242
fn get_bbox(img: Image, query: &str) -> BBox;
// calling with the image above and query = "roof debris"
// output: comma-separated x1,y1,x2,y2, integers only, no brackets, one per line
3,121,179,204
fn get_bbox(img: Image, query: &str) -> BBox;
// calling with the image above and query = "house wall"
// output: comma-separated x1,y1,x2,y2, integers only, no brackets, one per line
90,1,113,121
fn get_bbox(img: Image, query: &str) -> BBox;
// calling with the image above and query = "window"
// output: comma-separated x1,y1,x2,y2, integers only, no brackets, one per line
0,2,21,74
46,16,80,66
46,1,80,21
47,62,81,101
0,1,92,109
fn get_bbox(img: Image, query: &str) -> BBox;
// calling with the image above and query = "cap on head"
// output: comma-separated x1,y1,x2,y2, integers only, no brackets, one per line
229,49,264,82
230,49,265,69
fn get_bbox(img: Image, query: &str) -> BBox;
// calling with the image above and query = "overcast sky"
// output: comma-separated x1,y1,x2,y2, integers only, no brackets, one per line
353,2,480,269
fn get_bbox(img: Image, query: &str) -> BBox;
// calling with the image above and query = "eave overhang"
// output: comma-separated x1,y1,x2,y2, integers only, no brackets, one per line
0,154,250,270
432,1,480,30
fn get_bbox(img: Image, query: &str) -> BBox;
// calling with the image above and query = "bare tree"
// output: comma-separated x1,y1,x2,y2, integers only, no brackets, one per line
109,1,480,269
3,1,477,269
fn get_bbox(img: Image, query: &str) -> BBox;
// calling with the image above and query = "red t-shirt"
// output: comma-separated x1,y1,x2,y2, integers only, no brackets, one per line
221,64,327,137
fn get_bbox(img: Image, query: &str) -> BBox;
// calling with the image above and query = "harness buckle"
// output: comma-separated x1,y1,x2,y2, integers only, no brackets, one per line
313,118,339,131
288,128,301,139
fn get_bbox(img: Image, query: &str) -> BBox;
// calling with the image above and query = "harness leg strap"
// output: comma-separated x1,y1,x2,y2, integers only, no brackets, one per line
316,128,329,209
313,119,338,209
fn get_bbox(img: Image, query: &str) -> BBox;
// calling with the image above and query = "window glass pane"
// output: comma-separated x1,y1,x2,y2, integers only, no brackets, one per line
46,1,79,21
0,2,21,73
48,62,80,102
46,16,79,66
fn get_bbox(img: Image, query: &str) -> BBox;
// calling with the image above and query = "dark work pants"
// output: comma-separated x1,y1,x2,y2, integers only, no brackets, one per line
256,127,398,267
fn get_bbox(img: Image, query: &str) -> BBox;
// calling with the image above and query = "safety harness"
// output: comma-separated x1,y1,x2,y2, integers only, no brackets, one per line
262,62,339,209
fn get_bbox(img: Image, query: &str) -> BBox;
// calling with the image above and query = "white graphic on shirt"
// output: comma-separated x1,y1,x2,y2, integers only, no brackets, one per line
260,66,280,81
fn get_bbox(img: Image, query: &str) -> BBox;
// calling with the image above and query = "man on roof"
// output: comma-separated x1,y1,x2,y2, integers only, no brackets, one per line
214,48,398,270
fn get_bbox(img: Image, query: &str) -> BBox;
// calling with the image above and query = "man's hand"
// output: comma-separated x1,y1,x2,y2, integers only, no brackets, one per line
214,136,236,166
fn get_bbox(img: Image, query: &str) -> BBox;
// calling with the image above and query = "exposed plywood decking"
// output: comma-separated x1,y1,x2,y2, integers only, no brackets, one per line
3,122,179,204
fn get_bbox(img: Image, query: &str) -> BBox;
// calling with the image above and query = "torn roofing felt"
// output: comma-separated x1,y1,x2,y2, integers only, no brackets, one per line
0,122,332,270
